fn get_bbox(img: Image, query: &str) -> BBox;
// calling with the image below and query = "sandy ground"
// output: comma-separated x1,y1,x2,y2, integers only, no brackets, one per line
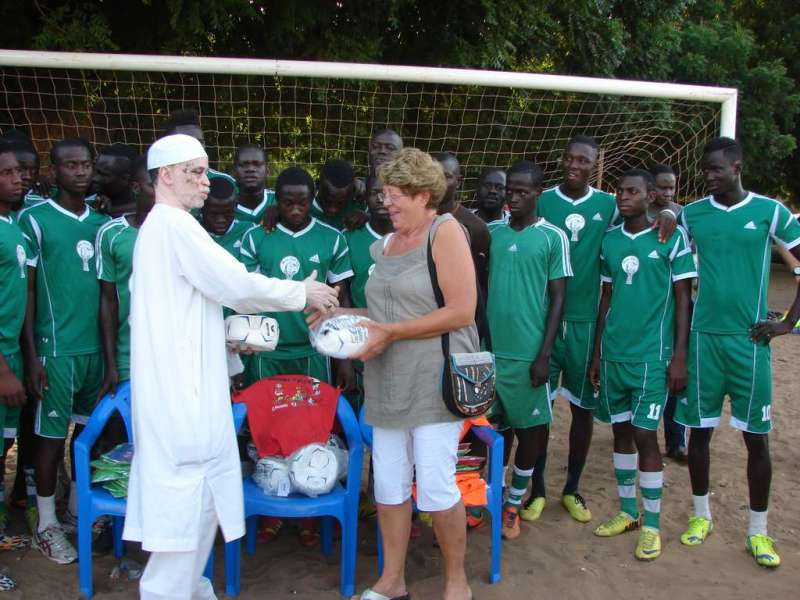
2,268,800,599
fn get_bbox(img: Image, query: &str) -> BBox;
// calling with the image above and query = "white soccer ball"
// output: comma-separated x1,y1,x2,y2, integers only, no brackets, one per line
225,314,280,352
310,315,369,359
288,443,339,497
252,456,292,497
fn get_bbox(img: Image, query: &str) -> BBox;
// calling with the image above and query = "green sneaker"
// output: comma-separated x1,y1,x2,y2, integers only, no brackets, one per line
520,496,546,522
680,516,712,546
745,534,780,568
562,493,592,523
593,511,640,537
635,527,661,561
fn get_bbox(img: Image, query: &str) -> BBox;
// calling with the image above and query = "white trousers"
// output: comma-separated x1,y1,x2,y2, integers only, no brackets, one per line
139,483,219,600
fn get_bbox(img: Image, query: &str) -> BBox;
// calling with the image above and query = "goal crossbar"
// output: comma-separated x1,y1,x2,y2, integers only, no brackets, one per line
0,49,738,137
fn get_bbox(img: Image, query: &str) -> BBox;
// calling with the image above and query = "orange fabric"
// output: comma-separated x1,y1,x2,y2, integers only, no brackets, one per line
411,471,488,507
460,415,491,440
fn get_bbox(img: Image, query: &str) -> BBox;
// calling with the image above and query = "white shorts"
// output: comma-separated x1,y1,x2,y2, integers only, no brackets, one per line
372,420,462,512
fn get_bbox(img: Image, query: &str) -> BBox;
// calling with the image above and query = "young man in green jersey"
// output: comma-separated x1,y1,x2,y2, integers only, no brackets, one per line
163,109,236,187
311,159,360,231
473,167,508,231
240,166,353,546
97,155,156,398
0,144,27,544
528,135,677,524
18,137,110,564
588,169,695,560
92,143,138,218
200,177,251,258
488,160,572,540
232,143,275,223
675,137,800,567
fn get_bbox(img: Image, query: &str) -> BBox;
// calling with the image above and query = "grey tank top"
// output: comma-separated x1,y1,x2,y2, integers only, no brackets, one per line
364,213,480,429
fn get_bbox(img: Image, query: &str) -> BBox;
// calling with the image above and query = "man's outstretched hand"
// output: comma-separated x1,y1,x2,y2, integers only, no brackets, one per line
303,270,340,312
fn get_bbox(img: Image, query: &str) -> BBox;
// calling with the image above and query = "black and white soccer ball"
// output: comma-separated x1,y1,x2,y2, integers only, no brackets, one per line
225,315,280,352
252,456,292,497
310,315,369,359
288,443,339,497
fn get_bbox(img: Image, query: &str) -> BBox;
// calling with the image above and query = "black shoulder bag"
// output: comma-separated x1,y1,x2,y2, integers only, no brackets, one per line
427,227,496,418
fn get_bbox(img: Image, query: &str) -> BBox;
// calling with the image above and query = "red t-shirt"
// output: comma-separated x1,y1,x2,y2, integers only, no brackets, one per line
232,375,339,458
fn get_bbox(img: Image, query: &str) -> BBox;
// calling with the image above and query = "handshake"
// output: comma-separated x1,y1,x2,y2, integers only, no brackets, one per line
302,269,340,313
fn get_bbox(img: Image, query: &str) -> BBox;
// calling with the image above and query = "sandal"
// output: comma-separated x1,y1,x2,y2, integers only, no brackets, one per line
0,573,16,591
256,517,283,543
359,588,410,600
298,518,320,548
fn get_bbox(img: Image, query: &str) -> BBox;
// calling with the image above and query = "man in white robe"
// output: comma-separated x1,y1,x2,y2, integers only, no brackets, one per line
123,134,339,599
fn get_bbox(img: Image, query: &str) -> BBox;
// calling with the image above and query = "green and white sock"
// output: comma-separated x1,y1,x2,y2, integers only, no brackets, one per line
506,465,534,507
613,452,639,519
640,470,663,530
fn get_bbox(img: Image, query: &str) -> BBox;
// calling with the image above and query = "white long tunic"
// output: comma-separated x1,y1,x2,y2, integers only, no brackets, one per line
123,203,306,552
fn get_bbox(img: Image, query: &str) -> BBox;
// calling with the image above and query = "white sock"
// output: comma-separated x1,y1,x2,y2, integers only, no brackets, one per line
748,509,768,536
692,494,711,520
36,494,58,532
68,481,78,516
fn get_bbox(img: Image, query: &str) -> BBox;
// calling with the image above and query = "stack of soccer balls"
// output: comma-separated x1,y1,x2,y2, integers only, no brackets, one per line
251,435,349,498
225,315,280,352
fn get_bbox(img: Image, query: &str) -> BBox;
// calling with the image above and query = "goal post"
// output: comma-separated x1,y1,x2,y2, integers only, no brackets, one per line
0,49,737,201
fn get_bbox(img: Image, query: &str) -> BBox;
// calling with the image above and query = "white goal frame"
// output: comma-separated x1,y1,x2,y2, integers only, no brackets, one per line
0,49,738,138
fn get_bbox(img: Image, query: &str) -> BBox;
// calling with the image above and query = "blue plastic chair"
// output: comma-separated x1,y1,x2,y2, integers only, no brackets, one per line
75,382,245,597
358,406,503,584
224,384,363,597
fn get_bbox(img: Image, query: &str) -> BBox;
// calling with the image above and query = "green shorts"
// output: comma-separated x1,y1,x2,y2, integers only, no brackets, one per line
675,332,772,434
491,358,552,430
35,353,104,439
1,352,23,439
549,320,597,410
596,360,668,431
243,352,330,386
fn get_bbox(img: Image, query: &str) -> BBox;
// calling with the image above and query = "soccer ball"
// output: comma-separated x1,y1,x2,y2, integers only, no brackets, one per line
225,315,280,352
310,315,369,359
252,456,292,497
288,443,339,497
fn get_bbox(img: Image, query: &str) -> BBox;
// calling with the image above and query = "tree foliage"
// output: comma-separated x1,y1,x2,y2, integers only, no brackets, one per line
3,0,800,201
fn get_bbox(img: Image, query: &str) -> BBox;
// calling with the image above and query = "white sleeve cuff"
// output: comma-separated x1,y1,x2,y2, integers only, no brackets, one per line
672,271,698,282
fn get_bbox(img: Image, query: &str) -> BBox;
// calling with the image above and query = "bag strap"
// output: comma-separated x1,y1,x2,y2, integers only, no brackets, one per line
426,218,490,357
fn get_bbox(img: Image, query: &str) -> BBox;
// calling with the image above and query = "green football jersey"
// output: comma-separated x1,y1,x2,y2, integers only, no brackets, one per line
344,223,383,308
681,193,800,334
537,186,618,322
600,225,697,362
310,198,363,231
209,219,251,258
235,189,276,224
18,199,110,356
0,215,30,355
240,218,353,358
487,219,573,361
96,216,138,375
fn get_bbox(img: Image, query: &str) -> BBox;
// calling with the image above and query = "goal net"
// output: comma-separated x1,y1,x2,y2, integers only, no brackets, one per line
0,51,736,202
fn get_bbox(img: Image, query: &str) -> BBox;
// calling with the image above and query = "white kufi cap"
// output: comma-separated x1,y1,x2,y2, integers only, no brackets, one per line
147,134,207,170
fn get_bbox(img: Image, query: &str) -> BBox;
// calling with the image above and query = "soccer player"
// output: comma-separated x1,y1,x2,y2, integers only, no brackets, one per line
487,160,572,540
675,137,800,567
368,128,403,174
232,143,275,223
312,159,359,231
97,155,156,398
432,152,491,293
473,167,508,230
649,163,688,462
163,109,236,186
588,169,695,560
200,177,252,259
0,143,26,545
240,166,353,546
529,135,677,523
92,143,138,217
18,137,110,563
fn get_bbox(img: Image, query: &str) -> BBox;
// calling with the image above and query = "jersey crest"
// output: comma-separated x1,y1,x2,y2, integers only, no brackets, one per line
280,255,301,279
622,255,639,285
76,240,94,272
565,213,586,241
